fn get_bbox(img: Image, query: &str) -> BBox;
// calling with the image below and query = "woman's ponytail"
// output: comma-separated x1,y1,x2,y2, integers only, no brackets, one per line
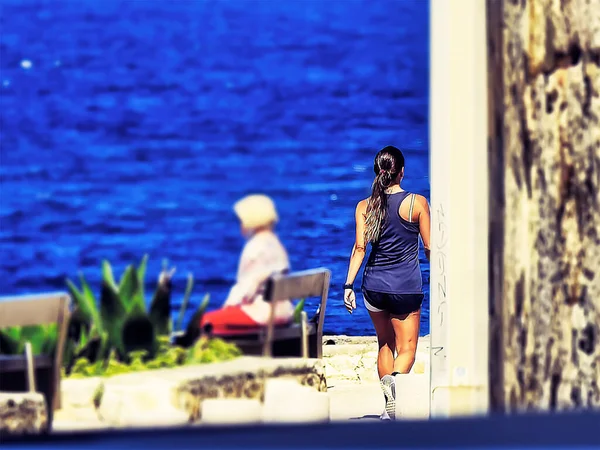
363,147,405,243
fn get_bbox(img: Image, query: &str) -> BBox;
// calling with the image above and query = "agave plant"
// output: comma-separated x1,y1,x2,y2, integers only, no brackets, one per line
65,255,199,366
0,255,213,376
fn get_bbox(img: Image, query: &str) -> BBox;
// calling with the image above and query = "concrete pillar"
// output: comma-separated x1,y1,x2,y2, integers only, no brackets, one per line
429,0,490,417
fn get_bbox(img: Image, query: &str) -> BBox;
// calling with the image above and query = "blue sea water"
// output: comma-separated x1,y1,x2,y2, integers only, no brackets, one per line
0,0,430,336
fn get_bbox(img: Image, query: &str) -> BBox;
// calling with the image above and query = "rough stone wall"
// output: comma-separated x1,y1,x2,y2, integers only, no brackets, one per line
489,0,600,411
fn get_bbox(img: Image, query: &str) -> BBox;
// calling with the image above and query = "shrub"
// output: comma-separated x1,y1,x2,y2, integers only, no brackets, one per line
63,256,209,372
67,337,241,378
0,255,236,377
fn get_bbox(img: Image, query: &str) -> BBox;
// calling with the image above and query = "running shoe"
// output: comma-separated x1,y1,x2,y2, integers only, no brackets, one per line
380,374,396,420
380,410,391,420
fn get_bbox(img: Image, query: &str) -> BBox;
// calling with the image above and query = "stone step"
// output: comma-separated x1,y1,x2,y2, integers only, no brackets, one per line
201,398,263,425
395,373,430,419
262,379,330,423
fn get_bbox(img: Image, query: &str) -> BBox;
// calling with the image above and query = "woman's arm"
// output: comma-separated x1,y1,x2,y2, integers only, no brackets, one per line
416,195,431,261
344,200,368,294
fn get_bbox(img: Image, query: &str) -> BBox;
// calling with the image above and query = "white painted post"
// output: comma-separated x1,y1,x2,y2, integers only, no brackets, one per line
429,0,489,417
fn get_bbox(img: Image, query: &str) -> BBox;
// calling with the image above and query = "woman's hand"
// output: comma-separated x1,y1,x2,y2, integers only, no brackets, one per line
344,288,356,314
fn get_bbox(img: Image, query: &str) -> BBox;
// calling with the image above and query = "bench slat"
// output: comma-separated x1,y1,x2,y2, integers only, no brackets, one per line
265,269,329,302
0,355,53,371
0,293,70,328
217,323,316,342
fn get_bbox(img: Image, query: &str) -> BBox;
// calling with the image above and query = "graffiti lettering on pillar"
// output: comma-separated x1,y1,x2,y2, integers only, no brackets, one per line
431,202,448,360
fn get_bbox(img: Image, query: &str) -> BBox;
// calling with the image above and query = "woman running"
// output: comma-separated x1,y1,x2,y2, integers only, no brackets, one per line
343,145,431,420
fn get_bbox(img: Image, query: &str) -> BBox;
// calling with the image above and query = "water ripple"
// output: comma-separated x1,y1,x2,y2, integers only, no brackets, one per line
0,0,430,336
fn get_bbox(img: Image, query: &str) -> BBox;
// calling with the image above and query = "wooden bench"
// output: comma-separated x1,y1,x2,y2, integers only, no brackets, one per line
0,292,71,431
212,268,331,359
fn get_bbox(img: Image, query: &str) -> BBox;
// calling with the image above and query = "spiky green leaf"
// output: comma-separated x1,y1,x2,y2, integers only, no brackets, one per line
79,326,89,349
95,331,111,363
102,260,118,291
184,293,210,339
175,273,194,332
137,254,149,303
19,325,50,355
66,277,98,332
99,280,127,356
76,272,103,335
293,298,306,324
0,327,23,355
41,324,58,355
149,270,172,337
118,265,145,315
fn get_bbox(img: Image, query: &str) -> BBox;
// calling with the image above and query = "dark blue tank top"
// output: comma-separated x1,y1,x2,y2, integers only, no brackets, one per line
362,191,423,294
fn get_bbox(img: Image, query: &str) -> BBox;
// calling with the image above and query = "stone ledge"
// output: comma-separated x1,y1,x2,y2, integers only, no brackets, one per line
395,373,430,419
174,357,326,421
57,356,326,428
53,335,433,430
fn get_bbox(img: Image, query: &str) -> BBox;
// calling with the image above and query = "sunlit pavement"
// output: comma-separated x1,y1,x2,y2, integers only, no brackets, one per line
328,381,384,422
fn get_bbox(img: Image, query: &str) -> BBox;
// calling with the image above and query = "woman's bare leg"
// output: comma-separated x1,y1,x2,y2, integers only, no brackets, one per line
368,309,396,378
390,309,421,374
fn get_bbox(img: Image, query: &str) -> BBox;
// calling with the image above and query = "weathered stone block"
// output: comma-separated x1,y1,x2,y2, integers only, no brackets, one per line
201,398,263,425
98,377,190,428
56,356,327,427
0,392,48,436
395,374,429,420
173,357,327,421
262,378,330,423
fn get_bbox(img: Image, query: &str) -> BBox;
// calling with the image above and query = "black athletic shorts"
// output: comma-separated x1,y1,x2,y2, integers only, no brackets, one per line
362,288,423,316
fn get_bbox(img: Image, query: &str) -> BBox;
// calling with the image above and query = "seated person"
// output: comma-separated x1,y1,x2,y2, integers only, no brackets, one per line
200,194,295,335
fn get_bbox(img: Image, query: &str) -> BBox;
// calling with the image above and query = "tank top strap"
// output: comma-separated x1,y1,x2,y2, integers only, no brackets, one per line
387,191,411,209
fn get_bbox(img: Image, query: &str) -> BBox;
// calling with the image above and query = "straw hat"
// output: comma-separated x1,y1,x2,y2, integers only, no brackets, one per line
233,194,279,230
